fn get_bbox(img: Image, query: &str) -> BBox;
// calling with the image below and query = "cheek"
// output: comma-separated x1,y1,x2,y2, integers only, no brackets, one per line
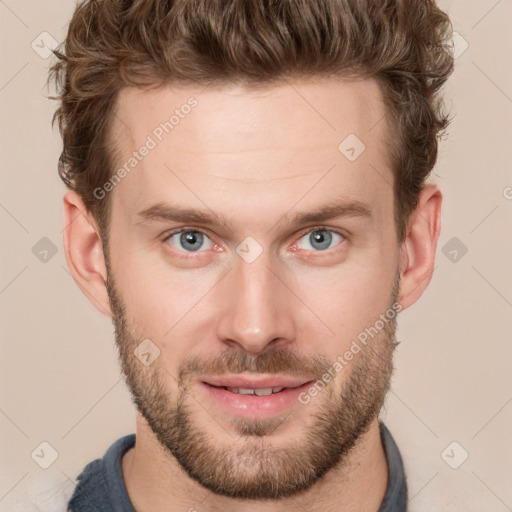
110,243,223,348
288,261,396,353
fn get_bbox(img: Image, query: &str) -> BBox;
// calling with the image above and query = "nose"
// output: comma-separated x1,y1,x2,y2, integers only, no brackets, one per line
215,253,296,355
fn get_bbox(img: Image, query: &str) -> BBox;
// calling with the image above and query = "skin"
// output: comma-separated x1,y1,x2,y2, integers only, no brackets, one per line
63,77,442,511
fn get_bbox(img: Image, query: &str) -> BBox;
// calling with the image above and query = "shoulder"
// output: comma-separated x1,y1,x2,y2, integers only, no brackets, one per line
67,434,136,512
378,422,408,512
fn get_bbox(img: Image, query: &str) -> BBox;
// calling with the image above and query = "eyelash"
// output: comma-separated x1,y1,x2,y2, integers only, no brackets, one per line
161,226,347,256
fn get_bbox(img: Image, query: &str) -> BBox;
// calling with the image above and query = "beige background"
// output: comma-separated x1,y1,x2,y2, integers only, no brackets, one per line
1,1,511,510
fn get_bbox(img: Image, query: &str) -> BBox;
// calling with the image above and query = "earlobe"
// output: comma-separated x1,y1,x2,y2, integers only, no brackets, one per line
63,190,112,317
398,184,442,310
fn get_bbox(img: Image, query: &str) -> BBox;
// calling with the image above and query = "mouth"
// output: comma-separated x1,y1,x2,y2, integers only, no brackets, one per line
200,374,314,390
197,376,315,420
207,385,291,395
203,383,306,396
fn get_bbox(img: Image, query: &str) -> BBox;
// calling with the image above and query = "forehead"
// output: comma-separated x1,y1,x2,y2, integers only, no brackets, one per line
109,78,393,227
113,77,389,156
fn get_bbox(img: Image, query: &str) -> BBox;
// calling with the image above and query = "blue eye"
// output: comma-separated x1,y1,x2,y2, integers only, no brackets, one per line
164,228,343,255
165,230,213,252
297,229,343,251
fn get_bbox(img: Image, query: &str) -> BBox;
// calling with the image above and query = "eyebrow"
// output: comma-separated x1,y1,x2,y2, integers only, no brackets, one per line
135,199,372,230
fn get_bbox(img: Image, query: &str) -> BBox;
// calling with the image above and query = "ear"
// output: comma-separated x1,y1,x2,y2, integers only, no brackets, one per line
63,189,112,317
398,183,442,310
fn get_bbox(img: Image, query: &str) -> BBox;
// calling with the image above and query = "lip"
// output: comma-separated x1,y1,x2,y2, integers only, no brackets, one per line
197,375,315,420
200,375,313,389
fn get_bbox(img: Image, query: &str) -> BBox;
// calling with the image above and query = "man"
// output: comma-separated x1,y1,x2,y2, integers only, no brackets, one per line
50,0,454,510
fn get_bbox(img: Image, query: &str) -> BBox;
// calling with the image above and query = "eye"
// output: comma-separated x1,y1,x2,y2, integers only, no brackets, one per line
296,229,344,252
164,230,214,252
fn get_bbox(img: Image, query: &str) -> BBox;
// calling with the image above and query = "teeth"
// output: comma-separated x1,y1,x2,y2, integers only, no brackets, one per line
225,387,286,395
238,388,257,395
255,388,273,396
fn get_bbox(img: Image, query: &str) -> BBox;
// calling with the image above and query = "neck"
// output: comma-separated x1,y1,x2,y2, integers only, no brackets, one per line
122,415,389,512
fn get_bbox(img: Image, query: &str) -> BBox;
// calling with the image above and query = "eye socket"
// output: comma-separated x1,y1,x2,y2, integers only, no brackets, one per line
163,230,214,252
162,227,345,255
296,229,344,252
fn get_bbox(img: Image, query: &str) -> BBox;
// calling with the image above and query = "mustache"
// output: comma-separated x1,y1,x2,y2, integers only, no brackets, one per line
178,347,333,382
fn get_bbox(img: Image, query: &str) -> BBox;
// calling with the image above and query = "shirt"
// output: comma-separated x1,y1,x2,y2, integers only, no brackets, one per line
67,422,407,511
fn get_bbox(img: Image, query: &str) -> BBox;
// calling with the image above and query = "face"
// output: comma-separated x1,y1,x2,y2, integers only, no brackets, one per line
103,78,402,499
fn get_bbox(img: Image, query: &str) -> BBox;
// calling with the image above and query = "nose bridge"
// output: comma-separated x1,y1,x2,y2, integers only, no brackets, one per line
215,252,295,353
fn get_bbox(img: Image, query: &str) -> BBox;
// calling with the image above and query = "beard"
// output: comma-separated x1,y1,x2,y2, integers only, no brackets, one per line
105,254,400,501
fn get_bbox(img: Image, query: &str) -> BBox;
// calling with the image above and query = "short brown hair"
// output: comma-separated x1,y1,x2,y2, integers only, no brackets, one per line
49,0,454,244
